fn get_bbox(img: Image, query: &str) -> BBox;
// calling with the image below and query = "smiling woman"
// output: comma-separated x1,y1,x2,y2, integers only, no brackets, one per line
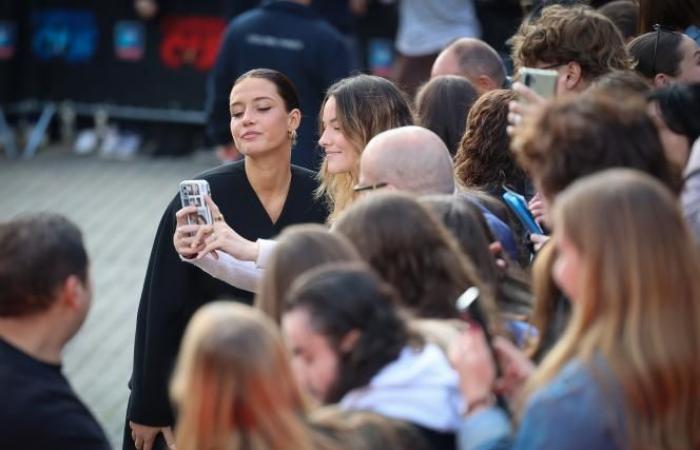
125,69,328,450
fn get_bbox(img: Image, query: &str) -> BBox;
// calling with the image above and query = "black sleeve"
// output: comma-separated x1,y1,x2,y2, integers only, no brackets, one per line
205,23,238,146
127,197,192,426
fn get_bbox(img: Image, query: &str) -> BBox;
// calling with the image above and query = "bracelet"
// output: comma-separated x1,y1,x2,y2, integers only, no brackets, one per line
466,394,496,416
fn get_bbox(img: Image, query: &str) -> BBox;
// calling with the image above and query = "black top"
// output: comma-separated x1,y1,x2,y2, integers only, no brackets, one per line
0,338,111,450
205,0,352,169
127,161,328,426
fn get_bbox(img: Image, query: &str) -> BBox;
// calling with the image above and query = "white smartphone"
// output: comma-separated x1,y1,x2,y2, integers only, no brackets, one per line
179,179,213,225
519,67,559,100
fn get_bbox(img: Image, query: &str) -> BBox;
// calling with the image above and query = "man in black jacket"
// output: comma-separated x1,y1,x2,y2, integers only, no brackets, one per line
206,0,353,169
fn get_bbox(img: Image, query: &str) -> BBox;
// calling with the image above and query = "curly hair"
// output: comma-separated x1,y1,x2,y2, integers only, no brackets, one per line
333,192,498,324
511,93,681,200
454,89,529,196
511,5,633,80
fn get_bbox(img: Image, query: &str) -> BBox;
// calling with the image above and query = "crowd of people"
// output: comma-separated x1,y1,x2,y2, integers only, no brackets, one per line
2,0,700,449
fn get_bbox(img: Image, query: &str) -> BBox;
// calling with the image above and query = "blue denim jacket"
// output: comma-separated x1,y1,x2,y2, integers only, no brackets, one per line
458,359,624,450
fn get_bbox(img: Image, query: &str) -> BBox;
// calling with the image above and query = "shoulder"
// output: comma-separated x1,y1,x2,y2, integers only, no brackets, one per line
291,164,320,184
193,161,247,186
517,359,623,449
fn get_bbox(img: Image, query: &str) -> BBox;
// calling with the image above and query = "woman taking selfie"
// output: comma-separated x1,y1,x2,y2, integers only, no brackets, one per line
452,169,700,450
175,74,413,291
125,69,327,450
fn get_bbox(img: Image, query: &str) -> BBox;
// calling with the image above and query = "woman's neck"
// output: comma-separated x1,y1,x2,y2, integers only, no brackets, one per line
245,151,292,196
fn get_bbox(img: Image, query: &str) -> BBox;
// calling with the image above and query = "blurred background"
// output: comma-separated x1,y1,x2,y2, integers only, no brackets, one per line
0,0,543,447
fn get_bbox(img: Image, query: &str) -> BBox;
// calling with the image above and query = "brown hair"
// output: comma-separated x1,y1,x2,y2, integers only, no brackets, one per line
255,224,361,323
0,214,88,317
310,408,430,450
233,68,300,112
638,0,700,33
527,243,569,363
598,0,639,41
511,5,632,80
512,93,681,200
316,75,414,223
587,70,651,99
415,75,479,155
171,302,314,450
454,89,529,195
526,169,700,449
627,30,686,80
333,192,498,324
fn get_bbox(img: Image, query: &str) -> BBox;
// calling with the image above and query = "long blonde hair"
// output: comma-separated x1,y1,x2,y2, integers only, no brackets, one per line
170,302,313,450
526,169,700,449
316,75,413,223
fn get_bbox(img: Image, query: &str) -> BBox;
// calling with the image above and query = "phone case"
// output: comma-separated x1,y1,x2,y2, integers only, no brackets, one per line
519,67,558,99
502,190,544,235
179,180,213,225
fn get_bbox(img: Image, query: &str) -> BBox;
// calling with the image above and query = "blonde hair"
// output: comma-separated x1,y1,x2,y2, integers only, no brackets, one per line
170,302,313,450
525,169,700,449
315,75,413,223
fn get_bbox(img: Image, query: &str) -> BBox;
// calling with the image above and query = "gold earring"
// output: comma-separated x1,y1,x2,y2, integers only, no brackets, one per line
288,129,298,147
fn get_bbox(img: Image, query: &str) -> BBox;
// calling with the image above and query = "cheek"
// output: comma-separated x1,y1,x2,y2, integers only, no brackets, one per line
552,256,576,300
659,129,690,168
308,349,339,401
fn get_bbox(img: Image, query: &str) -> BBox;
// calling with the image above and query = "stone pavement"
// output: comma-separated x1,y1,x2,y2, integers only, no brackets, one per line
0,148,219,448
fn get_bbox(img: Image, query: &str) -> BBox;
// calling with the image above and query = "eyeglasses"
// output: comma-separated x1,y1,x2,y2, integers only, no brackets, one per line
352,182,387,193
651,24,673,75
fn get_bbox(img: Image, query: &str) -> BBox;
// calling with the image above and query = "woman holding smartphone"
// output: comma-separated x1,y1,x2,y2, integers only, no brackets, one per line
125,69,327,450
451,169,700,450
175,74,413,294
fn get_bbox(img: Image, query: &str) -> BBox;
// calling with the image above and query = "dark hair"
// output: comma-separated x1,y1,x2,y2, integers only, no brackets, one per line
333,192,497,322
512,5,632,80
455,89,529,195
415,76,479,155
588,70,652,98
0,213,88,317
628,30,685,79
598,0,639,41
234,68,301,112
255,225,361,324
637,0,700,33
648,83,700,145
284,263,409,403
526,0,587,21
512,93,682,199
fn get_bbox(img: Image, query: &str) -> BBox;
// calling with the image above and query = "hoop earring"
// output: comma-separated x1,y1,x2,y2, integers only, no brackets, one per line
288,129,298,147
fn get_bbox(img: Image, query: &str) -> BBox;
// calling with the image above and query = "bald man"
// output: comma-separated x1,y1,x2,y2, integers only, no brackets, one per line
431,38,506,94
358,126,455,195
358,125,520,261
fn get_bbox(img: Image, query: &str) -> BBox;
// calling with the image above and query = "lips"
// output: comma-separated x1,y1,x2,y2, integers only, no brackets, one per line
241,131,261,140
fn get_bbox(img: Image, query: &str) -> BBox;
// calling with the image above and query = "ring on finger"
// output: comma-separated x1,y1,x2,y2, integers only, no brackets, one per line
214,215,224,222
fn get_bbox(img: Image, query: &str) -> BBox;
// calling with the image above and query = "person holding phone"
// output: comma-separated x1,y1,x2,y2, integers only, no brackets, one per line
451,170,700,450
125,69,327,450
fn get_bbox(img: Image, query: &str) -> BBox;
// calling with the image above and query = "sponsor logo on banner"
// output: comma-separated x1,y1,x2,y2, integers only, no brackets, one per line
32,9,98,62
0,21,16,60
159,16,225,71
115,21,145,61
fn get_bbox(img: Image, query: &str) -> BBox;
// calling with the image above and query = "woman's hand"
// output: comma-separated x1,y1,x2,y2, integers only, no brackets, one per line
492,336,535,401
449,326,497,414
507,82,548,136
173,206,208,259
528,192,548,228
194,196,259,262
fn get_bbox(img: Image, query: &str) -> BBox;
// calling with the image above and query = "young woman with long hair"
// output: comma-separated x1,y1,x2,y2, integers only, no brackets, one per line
452,169,700,450
172,74,413,291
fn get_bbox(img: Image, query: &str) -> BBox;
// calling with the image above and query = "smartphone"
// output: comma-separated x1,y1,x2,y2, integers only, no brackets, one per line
501,187,544,235
179,180,213,225
519,67,558,100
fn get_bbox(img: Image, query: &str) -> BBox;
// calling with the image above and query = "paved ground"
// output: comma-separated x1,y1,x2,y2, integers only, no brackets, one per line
0,147,218,448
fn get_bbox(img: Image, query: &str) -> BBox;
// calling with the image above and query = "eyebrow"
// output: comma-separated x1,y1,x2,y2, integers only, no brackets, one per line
230,96,274,107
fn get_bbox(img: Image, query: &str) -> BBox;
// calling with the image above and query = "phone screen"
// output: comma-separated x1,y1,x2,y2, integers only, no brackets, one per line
179,180,213,225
